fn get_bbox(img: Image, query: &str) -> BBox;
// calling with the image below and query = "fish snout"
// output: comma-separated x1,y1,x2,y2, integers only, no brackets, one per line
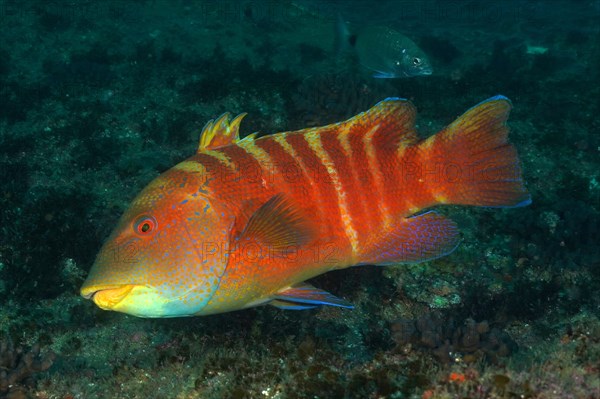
81,285,136,310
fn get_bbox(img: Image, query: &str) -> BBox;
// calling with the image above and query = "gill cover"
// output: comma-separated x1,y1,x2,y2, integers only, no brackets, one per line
81,168,236,317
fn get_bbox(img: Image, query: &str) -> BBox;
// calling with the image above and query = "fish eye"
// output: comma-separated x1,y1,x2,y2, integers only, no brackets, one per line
134,216,157,235
412,57,421,66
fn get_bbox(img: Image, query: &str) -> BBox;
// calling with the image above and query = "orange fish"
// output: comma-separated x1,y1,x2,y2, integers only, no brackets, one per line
80,95,530,317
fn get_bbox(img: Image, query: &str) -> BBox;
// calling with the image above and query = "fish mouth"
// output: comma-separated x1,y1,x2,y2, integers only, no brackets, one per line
81,285,136,309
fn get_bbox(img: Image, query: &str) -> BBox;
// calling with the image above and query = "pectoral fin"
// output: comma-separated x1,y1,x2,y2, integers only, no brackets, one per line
238,194,315,252
271,282,354,309
270,299,319,310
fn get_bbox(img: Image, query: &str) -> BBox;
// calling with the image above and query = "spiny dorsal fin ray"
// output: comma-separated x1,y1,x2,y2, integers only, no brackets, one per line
198,112,247,151
282,98,419,145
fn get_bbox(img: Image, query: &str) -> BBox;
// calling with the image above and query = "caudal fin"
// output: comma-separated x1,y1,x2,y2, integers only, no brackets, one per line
423,95,531,208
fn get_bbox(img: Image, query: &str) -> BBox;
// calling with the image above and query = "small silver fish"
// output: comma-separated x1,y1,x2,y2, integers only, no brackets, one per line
336,17,432,79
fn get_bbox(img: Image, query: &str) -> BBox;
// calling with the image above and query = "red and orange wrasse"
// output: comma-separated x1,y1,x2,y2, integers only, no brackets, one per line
80,95,531,317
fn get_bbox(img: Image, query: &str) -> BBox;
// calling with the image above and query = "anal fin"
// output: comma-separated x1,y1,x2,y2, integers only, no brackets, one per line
361,211,461,265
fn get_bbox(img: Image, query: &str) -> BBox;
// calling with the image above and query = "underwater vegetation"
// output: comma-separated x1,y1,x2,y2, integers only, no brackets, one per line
0,339,55,399
391,314,515,365
0,0,598,398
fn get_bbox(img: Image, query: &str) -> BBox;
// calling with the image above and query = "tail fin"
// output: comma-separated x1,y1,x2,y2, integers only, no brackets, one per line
424,95,531,208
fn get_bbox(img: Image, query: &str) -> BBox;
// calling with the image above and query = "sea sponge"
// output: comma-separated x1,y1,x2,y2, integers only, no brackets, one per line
391,313,515,364
0,338,55,399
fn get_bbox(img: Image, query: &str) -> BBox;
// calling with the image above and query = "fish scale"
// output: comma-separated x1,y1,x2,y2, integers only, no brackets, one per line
81,95,530,318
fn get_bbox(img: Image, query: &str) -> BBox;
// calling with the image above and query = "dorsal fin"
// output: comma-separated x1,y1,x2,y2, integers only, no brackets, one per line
342,97,419,141
198,112,247,151
340,97,419,145
282,98,419,145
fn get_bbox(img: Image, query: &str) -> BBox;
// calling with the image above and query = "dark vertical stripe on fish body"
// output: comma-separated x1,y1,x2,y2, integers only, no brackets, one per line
347,125,384,231
361,123,394,229
255,135,315,204
413,140,444,210
172,153,234,199
213,144,267,205
319,127,367,254
304,128,359,258
372,125,409,221
393,143,435,215
191,152,231,177
284,132,349,247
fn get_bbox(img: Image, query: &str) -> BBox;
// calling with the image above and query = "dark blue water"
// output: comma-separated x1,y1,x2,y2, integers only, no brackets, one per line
0,1,598,398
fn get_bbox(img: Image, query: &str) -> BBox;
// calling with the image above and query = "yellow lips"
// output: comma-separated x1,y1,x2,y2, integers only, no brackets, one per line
90,285,135,309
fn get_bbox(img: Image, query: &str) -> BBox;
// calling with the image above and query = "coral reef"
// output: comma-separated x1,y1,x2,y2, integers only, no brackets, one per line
419,319,600,399
0,339,55,399
391,314,515,364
